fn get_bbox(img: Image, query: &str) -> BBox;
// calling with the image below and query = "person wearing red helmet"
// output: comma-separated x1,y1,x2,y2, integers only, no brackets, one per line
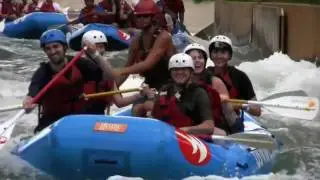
113,0,176,117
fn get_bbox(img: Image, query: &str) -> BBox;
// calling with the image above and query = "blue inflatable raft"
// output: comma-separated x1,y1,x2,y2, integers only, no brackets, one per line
67,23,132,52
1,12,68,39
67,23,192,52
13,108,281,180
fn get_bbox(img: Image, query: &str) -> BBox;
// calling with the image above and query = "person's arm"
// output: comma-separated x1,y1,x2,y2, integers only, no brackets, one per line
23,3,29,14
212,76,229,102
115,36,139,86
112,82,142,107
35,1,42,10
83,41,117,80
23,65,49,113
118,31,174,76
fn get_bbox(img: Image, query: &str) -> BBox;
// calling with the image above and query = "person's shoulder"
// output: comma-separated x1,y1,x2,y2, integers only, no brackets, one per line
31,62,51,80
229,66,248,78
154,30,173,47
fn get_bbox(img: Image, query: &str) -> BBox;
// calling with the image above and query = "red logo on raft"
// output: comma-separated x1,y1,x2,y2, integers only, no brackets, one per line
0,136,7,144
175,130,211,166
118,30,130,41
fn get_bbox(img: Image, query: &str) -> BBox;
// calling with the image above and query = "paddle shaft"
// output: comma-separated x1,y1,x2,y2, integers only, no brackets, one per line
0,105,23,113
195,132,276,150
54,12,94,29
83,88,141,99
228,99,316,111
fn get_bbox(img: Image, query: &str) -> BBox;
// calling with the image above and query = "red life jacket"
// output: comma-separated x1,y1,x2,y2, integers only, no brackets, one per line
80,6,103,24
1,1,18,16
83,80,114,106
40,66,86,118
222,72,239,99
207,67,239,99
39,1,55,12
197,81,224,127
27,2,37,13
152,83,224,128
152,94,193,128
208,67,241,115
98,0,116,24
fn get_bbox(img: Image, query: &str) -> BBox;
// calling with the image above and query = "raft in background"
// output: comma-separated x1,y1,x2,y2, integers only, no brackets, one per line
13,108,282,180
1,12,68,39
67,23,132,52
67,23,193,52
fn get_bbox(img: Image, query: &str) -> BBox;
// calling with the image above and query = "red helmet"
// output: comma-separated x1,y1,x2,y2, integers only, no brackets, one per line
134,0,159,16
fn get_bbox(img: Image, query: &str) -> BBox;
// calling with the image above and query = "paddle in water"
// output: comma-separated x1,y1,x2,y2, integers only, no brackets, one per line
0,104,23,113
0,49,85,150
261,90,308,101
228,95,319,120
211,132,277,150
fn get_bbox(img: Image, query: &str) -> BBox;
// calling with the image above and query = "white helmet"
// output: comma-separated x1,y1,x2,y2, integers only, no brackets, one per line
208,35,233,59
168,53,194,70
81,30,108,47
210,35,232,46
183,43,208,60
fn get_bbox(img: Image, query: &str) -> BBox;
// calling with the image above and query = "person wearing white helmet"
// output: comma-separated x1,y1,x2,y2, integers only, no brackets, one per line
82,30,109,56
183,43,229,100
151,53,227,136
184,43,245,134
81,30,155,114
208,35,261,116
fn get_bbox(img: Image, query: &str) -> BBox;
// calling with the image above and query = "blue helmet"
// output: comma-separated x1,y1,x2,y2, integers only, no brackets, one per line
40,29,67,47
